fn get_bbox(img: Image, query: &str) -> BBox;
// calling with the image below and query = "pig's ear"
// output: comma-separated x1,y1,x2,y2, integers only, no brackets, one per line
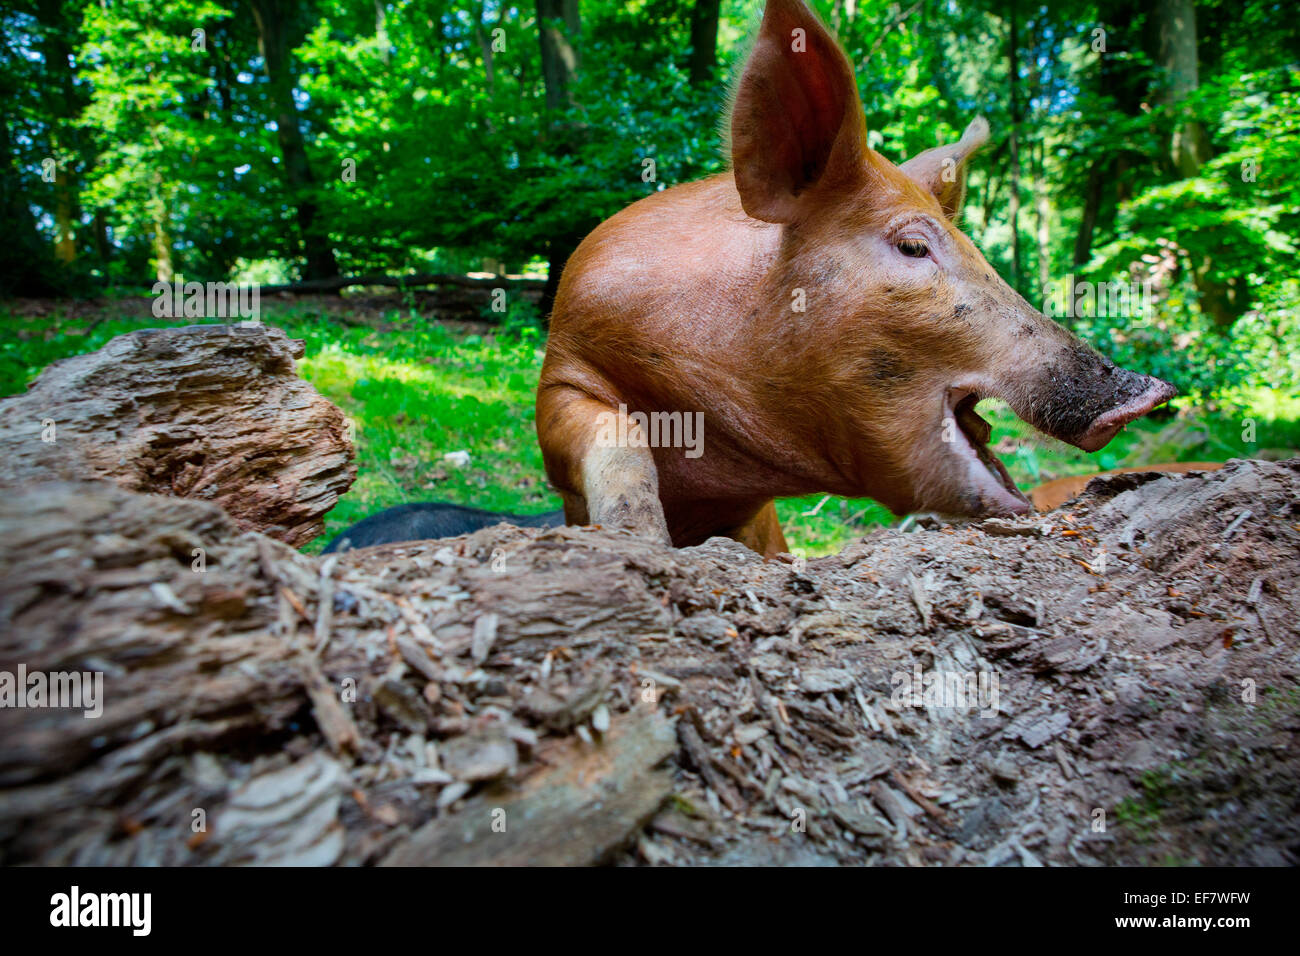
729,0,867,224
899,117,990,220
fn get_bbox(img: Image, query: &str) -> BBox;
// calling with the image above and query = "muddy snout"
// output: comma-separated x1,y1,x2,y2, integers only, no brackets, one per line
1029,349,1177,453
1072,375,1177,451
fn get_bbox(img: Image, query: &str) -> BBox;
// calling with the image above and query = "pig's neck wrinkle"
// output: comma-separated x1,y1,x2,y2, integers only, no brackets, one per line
660,422,868,505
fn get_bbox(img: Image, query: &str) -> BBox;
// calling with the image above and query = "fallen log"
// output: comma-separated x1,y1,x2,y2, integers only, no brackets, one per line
259,272,545,296
0,324,355,548
1,460,1296,865
381,707,678,867
1029,461,1225,512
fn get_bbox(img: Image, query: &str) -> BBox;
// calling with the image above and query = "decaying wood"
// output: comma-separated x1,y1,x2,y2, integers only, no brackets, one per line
6,289,542,329
258,271,544,296
0,325,355,547
382,708,677,866
0,459,1298,866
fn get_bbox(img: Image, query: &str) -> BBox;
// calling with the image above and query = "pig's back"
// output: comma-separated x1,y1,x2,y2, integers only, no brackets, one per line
548,173,779,365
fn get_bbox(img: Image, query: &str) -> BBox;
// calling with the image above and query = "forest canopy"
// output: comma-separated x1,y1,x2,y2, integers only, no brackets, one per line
3,0,1298,397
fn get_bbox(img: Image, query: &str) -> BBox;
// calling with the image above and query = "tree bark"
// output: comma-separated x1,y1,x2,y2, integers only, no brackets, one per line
1006,2,1023,290
248,0,340,280
533,0,584,320
535,0,580,113
1033,140,1050,302
1073,157,1104,268
1149,0,1243,326
91,208,111,268
50,156,78,266
1027,20,1050,304
474,1,499,88
374,0,390,66
1152,0,1211,177
209,21,235,114
39,0,82,265
148,166,175,282
688,0,721,86
0,93,60,296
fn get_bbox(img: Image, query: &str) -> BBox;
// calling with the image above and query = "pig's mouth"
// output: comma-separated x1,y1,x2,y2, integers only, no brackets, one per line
939,373,1175,517
943,388,1031,516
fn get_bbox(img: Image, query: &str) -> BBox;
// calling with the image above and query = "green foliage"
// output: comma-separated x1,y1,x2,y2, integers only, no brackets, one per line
76,0,273,281
1084,67,1300,395
5,0,1298,391
484,294,546,339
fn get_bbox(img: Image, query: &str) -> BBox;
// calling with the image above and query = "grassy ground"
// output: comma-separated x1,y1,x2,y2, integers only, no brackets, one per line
3,301,1297,555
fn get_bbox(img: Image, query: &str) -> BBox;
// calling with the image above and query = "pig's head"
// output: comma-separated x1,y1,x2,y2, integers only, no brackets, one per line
729,0,1175,517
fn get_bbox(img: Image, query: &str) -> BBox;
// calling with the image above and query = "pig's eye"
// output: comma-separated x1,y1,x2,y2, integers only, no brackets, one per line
897,238,930,259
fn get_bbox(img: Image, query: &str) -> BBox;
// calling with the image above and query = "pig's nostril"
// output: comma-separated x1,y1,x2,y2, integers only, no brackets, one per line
1074,377,1177,452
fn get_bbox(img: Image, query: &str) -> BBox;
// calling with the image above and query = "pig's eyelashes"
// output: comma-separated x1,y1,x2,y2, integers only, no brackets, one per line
896,238,930,259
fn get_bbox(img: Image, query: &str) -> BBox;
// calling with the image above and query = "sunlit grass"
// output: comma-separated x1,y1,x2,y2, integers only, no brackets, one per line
293,323,558,549
1219,385,1300,422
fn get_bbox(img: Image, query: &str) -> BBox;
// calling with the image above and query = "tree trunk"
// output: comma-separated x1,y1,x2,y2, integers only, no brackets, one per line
534,0,584,319
474,2,498,88
209,22,235,113
40,0,82,266
974,139,1008,242
148,166,174,282
374,0,390,65
248,0,339,280
1027,20,1049,304
0,97,59,296
1069,156,1106,327
1006,2,1023,290
535,0,580,113
92,208,111,268
1152,0,1211,177
1073,158,1104,268
688,0,721,86
1150,0,1242,326
51,163,78,264
1033,139,1050,304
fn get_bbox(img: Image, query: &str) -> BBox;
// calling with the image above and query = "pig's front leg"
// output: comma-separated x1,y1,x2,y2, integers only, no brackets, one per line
537,386,672,546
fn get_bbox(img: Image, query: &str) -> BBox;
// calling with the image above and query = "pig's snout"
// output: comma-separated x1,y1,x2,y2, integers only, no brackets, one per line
1025,347,1177,453
1072,376,1177,452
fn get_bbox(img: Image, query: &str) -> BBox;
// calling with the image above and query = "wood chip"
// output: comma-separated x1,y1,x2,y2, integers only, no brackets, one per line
382,709,677,866
470,612,499,664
